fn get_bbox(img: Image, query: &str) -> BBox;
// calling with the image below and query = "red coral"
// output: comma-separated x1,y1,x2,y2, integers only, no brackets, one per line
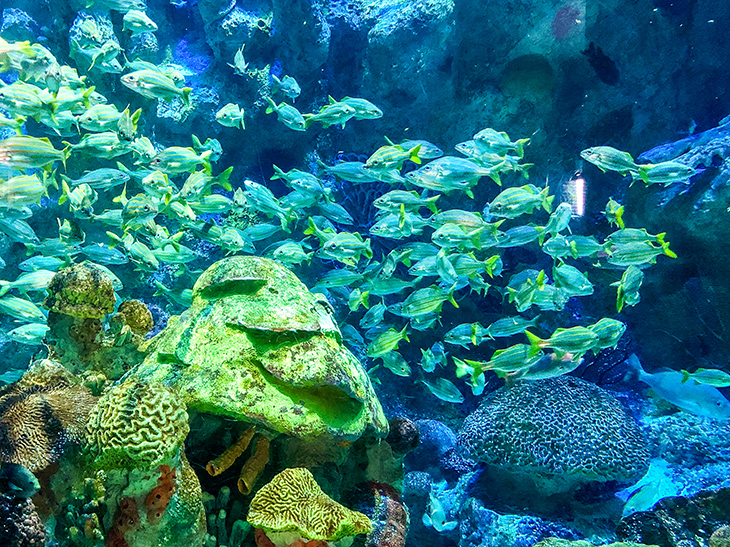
144,465,176,524
105,497,139,547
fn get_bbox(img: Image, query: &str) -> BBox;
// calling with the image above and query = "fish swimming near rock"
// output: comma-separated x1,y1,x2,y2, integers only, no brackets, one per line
626,354,730,420
0,462,40,498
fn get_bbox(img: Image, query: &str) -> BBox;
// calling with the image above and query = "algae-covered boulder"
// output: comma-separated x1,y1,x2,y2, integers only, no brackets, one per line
133,256,387,441
43,263,116,319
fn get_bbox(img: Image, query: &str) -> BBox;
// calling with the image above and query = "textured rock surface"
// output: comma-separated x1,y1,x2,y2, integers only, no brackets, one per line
134,256,387,441
458,376,649,492
43,263,116,320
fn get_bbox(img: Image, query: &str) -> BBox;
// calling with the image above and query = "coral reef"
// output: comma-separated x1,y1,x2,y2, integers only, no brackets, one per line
0,360,97,472
44,264,116,320
247,467,372,542
109,300,154,336
83,379,189,470
458,377,649,494
0,494,46,547
134,256,387,442
616,487,730,547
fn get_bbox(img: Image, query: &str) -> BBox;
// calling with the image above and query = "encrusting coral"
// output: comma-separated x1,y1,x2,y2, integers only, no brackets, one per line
83,379,189,470
247,467,372,543
43,263,116,319
0,494,46,547
0,360,97,472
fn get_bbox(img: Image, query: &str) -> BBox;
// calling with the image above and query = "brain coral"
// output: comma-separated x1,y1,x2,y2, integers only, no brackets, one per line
458,376,649,488
247,467,372,542
84,379,189,470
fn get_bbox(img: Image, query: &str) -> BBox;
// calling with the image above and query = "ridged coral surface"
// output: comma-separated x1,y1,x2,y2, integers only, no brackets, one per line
247,467,372,541
84,379,189,469
458,376,649,483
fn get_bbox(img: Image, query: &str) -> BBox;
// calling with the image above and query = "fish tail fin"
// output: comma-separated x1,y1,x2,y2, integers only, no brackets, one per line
0,283,9,298
60,145,71,171
363,237,373,260
59,179,70,205
542,189,554,213
447,282,459,308
153,280,167,296
216,166,234,191
662,240,677,259
426,194,440,214
489,168,503,187
303,114,314,129
524,330,544,357
271,164,286,181
200,150,213,175
537,226,548,246
182,87,193,108
303,218,316,236
265,97,277,114
400,325,410,343
638,165,650,184
515,138,530,158
616,285,626,313
623,353,645,384
409,144,422,164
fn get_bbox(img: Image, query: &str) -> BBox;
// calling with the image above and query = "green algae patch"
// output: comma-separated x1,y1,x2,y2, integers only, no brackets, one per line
133,256,387,441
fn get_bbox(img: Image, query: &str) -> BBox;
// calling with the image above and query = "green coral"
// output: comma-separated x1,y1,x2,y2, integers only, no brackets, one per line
43,263,116,319
83,379,190,470
247,467,372,541
133,256,387,441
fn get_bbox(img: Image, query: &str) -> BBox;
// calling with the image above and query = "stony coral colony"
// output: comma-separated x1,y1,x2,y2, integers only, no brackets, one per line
0,1,726,547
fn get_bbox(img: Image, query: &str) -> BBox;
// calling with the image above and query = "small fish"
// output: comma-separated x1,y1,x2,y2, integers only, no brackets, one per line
467,343,544,377
122,10,158,35
0,295,47,322
611,265,644,312
634,160,695,186
366,325,409,358
318,201,354,225
373,190,440,214
5,322,49,346
581,146,638,176
317,160,380,183
150,147,212,174
486,315,539,338
0,173,49,209
487,185,553,219
271,74,301,101
121,69,192,106
0,269,56,297
399,139,443,160
81,243,128,265
18,255,68,272
607,241,676,267
542,202,572,241
627,354,730,419
406,156,503,196
78,104,121,132
553,262,593,298
360,302,386,329
604,197,625,229
265,98,306,131
339,96,382,120
59,181,97,217
304,98,356,129
0,135,70,171
496,225,544,248
116,107,141,141
431,224,484,250
364,141,422,172
444,322,488,348
380,351,411,377
680,368,730,389
420,342,447,373
64,131,128,159
526,326,598,358
391,285,457,319
267,240,313,266
180,166,232,201
0,463,40,498
421,377,464,404
472,128,529,158
61,168,129,191
228,45,248,76
153,280,193,308
318,232,373,266
0,218,40,245
588,318,626,351
215,103,245,129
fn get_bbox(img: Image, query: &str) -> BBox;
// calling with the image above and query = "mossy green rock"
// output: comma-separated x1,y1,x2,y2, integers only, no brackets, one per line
134,256,387,441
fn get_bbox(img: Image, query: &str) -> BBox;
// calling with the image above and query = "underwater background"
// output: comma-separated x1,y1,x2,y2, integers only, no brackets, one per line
1,0,730,546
